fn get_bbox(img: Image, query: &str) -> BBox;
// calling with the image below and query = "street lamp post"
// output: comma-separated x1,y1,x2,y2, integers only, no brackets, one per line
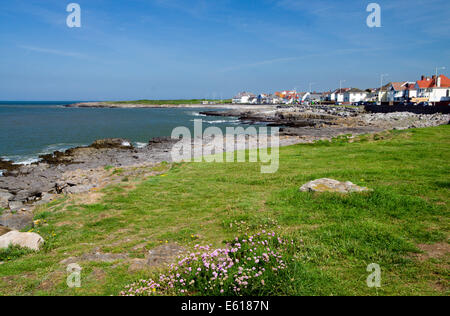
380,74,389,104
339,80,346,91
308,83,316,105
339,80,346,104
435,66,446,80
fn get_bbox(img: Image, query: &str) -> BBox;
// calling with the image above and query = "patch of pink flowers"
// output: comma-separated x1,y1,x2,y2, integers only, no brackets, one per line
120,231,296,296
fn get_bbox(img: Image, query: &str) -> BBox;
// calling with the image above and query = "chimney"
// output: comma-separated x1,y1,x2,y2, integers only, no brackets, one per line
437,76,441,88
421,75,425,80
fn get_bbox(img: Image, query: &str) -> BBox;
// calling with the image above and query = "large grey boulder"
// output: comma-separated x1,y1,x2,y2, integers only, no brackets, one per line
0,231,44,251
0,211,34,230
128,243,186,272
8,200,25,211
300,178,370,193
0,190,13,209
63,185,94,195
34,193,56,206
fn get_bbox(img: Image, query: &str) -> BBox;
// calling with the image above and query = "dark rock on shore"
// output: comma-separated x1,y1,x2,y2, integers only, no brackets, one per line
39,138,136,166
199,107,348,128
91,138,133,149
0,190,14,209
0,137,178,229
0,225,11,237
0,210,34,230
0,159,21,176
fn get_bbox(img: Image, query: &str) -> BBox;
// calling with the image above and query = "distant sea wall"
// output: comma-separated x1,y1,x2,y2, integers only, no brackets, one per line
365,103,450,114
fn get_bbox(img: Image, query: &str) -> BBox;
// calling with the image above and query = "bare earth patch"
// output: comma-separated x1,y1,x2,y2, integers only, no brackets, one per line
415,242,450,261
37,270,65,291
74,192,105,205
128,243,187,272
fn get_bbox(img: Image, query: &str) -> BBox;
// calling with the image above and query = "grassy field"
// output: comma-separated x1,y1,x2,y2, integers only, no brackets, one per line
0,126,448,296
107,99,232,105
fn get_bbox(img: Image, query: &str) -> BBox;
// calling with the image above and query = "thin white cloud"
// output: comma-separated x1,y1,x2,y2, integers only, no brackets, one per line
20,45,88,59
220,47,386,72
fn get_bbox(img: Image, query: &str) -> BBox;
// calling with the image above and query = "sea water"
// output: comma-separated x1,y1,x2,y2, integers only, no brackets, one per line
0,101,244,166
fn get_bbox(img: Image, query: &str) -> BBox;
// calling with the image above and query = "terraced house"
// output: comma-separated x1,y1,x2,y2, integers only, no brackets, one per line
415,74,450,103
343,88,368,104
387,82,417,102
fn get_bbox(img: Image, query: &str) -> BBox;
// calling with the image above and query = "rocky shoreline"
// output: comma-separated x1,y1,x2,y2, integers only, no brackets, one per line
65,102,273,110
1,105,449,232
200,105,450,137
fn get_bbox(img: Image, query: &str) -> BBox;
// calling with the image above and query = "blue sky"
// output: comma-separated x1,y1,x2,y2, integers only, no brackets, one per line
1,0,449,100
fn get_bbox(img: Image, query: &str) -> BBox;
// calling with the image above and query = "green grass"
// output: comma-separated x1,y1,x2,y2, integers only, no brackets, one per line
0,126,448,296
107,99,232,105
0,246,36,262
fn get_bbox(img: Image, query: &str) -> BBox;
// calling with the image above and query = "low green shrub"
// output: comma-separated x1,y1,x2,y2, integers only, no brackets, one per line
120,231,299,296
0,245,35,262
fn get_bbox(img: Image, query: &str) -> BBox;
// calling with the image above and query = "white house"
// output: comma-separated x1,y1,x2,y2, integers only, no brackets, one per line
343,88,368,104
271,95,283,104
248,96,258,104
405,84,417,101
328,91,336,102
329,88,350,103
387,82,416,102
232,92,256,104
377,83,391,102
415,75,450,103
321,92,332,102
306,92,322,103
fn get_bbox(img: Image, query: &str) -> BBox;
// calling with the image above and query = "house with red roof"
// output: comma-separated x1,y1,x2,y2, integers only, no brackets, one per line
415,74,450,103
387,82,416,102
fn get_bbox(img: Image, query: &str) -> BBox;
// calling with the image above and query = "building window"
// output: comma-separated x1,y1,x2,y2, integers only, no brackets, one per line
447,90,449,97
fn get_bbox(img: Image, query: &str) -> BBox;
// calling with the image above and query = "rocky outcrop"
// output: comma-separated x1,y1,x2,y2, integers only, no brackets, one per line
0,231,44,251
0,210,34,230
300,178,370,193
128,243,186,272
201,106,450,135
91,138,133,149
0,159,20,175
0,137,173,221
360,112,450,130
0,226,11,236
0,190,13,209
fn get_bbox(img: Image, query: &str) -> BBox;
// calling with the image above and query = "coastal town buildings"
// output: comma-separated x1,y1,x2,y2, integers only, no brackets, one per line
232,92,256,104
387,82,416,102
415,75,450,103
404,83,418,101
377,83,391,102
305,92,323,103
231,72,449,105
321,92,332,102
343,88,368,103
328,88,350,103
